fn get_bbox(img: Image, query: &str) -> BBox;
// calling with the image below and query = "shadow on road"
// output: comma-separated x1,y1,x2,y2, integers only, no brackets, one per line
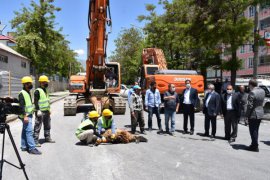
175,130,186,134
231,144,248,150
261,141,270,146
75,141,87,146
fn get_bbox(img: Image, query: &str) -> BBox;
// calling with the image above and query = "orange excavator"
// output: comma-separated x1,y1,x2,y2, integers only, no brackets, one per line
139,48,204,111
64,0,126,116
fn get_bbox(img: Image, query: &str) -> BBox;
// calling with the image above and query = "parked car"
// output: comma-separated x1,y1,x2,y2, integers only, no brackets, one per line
120,84,129,98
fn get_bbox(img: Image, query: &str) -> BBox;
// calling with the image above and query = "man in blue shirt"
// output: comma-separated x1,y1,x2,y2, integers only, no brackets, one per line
145,81,162,133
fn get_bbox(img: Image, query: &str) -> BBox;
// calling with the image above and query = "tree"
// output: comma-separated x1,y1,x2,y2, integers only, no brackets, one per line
109,27,144,84
139,0,261,86
11,0,80,77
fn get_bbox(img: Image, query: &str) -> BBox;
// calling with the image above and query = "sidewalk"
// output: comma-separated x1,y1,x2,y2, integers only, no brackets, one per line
6,91,69,123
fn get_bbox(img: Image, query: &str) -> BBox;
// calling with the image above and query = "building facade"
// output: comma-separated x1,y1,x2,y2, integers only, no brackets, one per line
0,43,31,77
223,4,270,79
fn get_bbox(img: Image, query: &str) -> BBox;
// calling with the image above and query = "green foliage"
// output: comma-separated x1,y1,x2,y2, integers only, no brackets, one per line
138,0,262,86
11,0,80,77
109,27,144,84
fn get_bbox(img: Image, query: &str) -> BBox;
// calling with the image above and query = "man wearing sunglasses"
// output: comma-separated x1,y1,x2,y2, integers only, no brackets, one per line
221,85,241,142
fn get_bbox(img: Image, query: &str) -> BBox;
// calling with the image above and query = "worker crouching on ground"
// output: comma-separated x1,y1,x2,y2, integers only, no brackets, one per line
96,109,116,141
129,85,146,134
76,111,102,145
18,76,42,155
95,109,148,145
34,75,55,147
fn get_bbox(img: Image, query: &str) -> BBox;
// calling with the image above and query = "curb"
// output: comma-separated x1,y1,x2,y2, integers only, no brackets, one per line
6,95,69,123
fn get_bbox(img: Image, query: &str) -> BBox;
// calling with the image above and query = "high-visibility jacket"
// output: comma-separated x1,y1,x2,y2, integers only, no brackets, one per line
35,88,50,111
75,119,95,138
98,116,113,129
19,90,34,118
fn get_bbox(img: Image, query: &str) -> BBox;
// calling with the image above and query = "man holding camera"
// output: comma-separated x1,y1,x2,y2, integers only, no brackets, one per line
34,75,55,147
18,76,42,155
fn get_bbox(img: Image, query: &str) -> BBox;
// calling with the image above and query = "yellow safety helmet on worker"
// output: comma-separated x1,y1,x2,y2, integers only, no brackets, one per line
102,109,113,117
88,111,100,120
39,75,50,82
21,76,33,84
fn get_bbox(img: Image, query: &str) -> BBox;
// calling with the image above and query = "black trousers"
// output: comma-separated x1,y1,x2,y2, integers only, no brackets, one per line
204,111,217,136
248,119,261,147
183,104,195,132
224,110,238,139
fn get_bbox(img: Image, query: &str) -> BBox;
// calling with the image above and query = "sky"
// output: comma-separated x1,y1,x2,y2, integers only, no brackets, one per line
0,0,165,63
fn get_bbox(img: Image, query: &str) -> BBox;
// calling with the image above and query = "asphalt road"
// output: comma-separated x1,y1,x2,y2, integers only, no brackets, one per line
2,99,270,180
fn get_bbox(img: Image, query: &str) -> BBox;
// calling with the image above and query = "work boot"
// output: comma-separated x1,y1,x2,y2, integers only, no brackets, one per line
45,138,56,143
29,148,42,155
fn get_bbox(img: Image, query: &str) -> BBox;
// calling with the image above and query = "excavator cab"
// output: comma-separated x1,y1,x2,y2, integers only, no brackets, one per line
105,62,121,93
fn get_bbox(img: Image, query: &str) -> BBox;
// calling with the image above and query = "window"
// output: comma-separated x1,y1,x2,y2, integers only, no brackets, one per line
21,61,26,68
249,6,255,17
240,45,245,54
0,55,8,63
146,67,159,75
248,57,253,68
249,44,253,52
240,59,246,69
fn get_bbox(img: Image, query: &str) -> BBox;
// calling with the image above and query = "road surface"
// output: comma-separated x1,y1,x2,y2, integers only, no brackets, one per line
2,99,270,180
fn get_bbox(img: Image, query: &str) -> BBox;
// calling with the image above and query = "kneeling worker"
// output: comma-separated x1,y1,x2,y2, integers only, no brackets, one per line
76,111,102,145
96,109,116,142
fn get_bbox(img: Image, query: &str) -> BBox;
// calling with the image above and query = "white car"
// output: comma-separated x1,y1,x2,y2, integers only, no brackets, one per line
120,84,129,98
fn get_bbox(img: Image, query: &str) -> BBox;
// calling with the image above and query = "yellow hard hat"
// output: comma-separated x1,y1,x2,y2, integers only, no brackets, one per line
21,76,33,84
102,109,113,117
88,111,100,119
39,75,50,82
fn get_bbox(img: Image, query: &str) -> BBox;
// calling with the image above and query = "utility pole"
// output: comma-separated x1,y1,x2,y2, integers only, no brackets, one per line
253,4,260,79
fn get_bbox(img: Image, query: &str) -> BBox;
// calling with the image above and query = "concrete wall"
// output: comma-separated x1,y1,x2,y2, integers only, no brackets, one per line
0,72,68,98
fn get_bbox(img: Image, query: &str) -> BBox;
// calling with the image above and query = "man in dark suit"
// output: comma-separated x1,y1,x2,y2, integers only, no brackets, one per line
180,79,198,135
245,79,265,152
203,84,220,138
221,85,241,142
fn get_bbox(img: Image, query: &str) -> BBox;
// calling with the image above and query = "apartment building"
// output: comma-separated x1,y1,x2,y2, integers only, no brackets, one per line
223,4,270,79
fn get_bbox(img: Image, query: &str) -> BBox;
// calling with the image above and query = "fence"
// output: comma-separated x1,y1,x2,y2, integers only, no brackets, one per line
0,71,68,98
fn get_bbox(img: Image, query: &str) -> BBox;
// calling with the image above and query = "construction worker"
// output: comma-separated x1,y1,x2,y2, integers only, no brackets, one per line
97,109,116,140
33,75,55,147
76,111,103,145
18,76,42,155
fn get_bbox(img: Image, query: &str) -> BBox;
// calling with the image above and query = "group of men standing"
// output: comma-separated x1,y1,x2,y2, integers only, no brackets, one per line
203,79,265,152
128,78,265,152
128,80,199,137
18,75,55,155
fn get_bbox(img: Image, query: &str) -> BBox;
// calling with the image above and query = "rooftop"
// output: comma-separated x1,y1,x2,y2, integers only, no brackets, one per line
0,43,29,61
0,35,16,43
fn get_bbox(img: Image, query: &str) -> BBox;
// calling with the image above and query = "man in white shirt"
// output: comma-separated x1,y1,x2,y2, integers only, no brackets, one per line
180,80,198,135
